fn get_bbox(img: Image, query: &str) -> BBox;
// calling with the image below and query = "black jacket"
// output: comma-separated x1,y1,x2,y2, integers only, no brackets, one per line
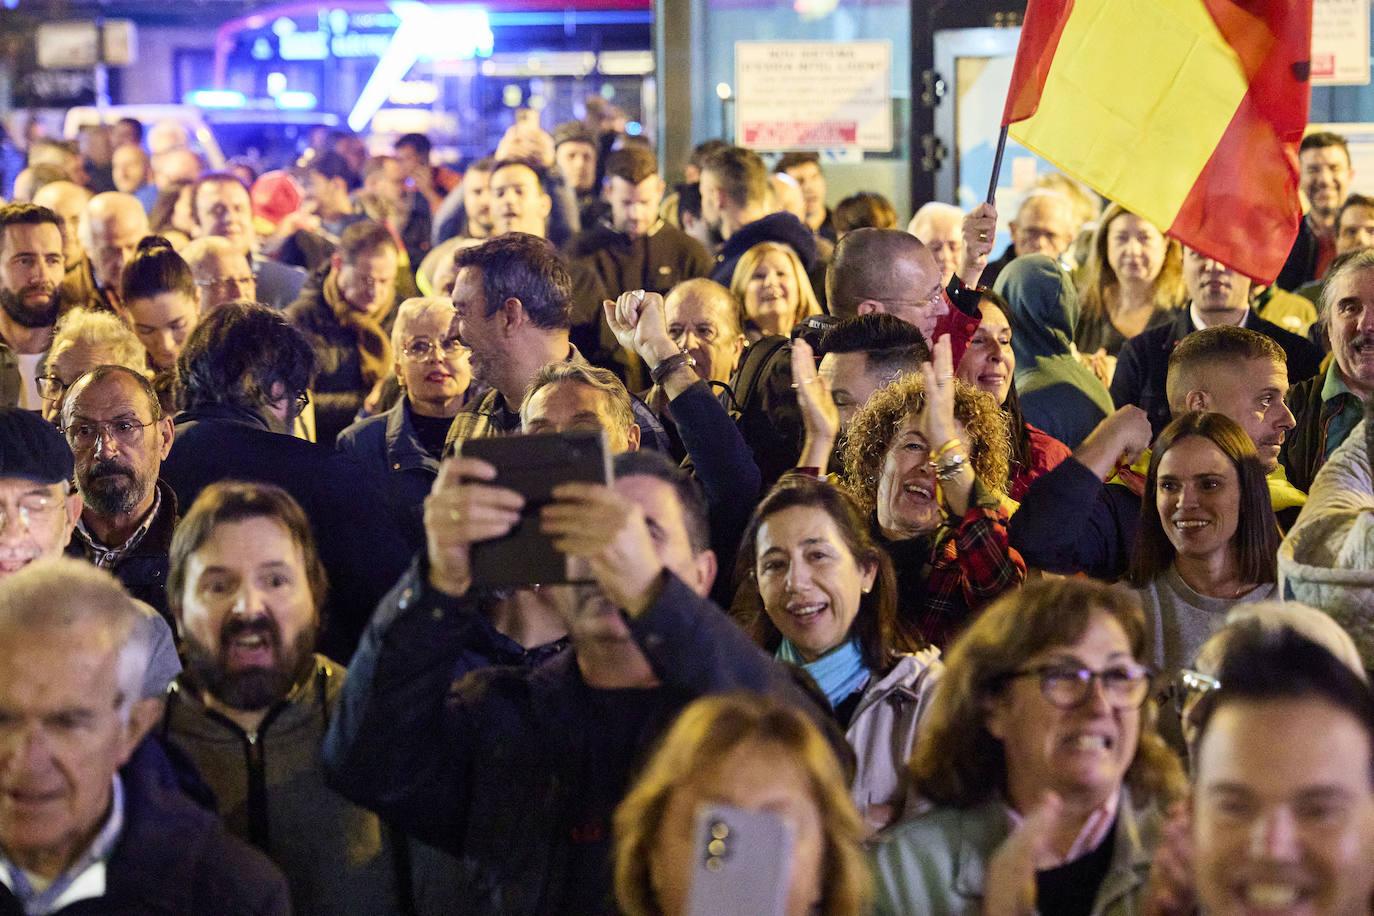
65,480,178,629
323,565,835,915
1275,214,1320,292
709,211,819,286
1110,308,1324,438
0,740,289,915
162,403,415,663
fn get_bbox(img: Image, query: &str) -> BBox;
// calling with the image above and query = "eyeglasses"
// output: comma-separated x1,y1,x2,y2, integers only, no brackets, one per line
401,337,469,360
36,375,70,403
62,418,157,450
999,662,1153,710
0,493,64,534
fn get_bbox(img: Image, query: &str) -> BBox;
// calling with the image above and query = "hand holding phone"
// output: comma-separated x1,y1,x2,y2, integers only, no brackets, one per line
457,430,611,588
423,455,525,596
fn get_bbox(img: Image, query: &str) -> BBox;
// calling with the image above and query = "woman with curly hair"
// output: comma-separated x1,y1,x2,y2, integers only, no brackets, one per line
834,335,1024,647
871,577,1187,916
614,692,870,916
729,240,821,340
1075,204,1185,384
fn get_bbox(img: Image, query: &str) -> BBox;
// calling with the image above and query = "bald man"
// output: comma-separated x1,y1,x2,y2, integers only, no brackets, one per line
32,180,92,269
980,189,1078,289
64,192,149,314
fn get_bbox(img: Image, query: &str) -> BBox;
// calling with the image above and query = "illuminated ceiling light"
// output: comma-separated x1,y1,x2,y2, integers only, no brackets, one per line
347,2,494,132
186,89,246,108
276,90,317,109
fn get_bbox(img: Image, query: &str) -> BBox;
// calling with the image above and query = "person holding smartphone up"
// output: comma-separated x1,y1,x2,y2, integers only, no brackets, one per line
323,445,836,915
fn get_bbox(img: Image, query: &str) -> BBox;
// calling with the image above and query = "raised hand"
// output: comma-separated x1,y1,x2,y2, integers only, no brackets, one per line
981,791,1063,916
791,338,838,468
423,456,525,596
961,202,998,288
602,289,679,365
539,482,664,616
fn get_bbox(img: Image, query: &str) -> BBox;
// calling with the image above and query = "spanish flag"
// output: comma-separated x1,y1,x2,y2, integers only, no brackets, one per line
1003,0,1313,285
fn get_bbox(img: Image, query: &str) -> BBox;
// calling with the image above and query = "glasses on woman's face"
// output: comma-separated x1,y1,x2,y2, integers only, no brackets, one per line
1000,662,1154,710
401,336,469,361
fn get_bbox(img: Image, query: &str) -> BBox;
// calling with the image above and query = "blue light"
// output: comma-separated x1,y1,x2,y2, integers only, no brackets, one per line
625,121,642,136
186,90,247,108
276,90,317,109
2,0,18,11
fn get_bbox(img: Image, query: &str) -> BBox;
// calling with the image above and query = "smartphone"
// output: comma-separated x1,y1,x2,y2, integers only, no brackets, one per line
686,804,794,916
457,430,611,587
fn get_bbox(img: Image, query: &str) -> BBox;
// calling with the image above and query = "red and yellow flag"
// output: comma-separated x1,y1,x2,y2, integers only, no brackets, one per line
1002,0,1313,285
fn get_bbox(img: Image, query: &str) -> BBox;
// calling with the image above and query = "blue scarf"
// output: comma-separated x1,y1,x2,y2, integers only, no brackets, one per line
777,637,871,711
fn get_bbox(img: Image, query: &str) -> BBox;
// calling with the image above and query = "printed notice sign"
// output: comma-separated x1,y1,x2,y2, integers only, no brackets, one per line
734,41,892,151
1311,0,1371,86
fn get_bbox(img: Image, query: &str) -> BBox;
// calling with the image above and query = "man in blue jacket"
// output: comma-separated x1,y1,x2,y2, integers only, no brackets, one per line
323,449,831,915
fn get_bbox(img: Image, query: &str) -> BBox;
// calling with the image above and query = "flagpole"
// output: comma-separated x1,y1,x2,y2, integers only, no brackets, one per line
987,124,1008,205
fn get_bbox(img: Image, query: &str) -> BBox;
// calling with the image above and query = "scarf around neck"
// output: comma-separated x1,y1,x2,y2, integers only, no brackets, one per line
777,637,870,710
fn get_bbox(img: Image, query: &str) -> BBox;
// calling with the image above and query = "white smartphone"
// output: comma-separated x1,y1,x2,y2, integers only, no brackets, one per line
685,804,794,916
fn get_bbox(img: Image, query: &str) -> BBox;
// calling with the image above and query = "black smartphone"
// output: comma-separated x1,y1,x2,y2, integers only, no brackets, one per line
686,804,794,916
457,430,611,587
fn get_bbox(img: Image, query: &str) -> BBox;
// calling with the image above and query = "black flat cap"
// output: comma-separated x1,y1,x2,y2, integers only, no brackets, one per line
0,408,73,485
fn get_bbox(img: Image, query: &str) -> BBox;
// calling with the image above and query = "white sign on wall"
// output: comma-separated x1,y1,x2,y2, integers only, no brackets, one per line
734,41,892,152
1311,0,1371,86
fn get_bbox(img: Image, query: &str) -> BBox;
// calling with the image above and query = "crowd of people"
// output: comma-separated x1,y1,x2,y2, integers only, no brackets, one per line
0,108,1373,916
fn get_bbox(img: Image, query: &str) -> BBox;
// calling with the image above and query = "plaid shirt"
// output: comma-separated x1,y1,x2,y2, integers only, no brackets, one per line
75,487,163,570
443,343,585,454
889,478,1025,649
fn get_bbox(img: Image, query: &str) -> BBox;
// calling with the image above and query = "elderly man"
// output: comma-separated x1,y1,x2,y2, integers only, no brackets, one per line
978,188,1078,289
662,278,744,389
1190,626,1374,915
0,558,289,914
61,366,177,624
192,173,305,310
1283,250,1374,491
1277,132,1357,291
31,181,91,271
324,449,829,913
700,145,817,286
63,192,148,315
180,235,258,314
110,143,153,202
1112,247,1323,438
908,201,965,287
162,302,411,662
37,308,147,425
0,204,65,409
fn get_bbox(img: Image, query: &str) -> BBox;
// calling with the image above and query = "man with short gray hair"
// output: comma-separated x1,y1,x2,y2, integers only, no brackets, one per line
1283,248,1374,491
0,557,289,914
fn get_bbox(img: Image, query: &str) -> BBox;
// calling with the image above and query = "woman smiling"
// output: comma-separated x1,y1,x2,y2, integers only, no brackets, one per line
1126,411,1279,678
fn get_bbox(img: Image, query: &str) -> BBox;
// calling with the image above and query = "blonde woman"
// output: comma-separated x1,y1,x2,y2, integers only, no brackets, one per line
614,692,870,916
729,241,821,340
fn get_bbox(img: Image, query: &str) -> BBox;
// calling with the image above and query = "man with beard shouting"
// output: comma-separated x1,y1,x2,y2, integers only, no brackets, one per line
0,203,66,410
160,480,455,916
61,365,177,626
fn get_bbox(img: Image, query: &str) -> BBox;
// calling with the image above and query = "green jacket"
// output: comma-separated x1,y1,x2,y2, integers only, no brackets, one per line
870,790,1161,916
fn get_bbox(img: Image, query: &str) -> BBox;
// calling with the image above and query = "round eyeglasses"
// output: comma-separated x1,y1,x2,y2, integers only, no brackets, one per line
401,337,470,361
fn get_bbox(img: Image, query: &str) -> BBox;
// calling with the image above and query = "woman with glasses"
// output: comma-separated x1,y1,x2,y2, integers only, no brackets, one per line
1126,411,1278,682
871,577,1186,916
336,297,473,521
733,474,940,833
